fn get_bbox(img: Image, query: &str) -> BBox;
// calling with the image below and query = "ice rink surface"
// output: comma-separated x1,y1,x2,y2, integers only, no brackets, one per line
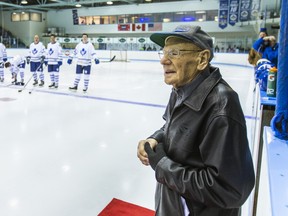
0,59,256,216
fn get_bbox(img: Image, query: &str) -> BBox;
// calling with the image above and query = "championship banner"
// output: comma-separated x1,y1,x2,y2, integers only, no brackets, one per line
228,0,239,26
218,0,229,29
72,9,79,25
250,0,260,20
239,0,251,22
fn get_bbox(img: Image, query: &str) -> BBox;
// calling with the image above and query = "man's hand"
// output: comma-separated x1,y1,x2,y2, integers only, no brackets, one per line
26,56,31,64
137,138,158,166
40,55,45,64
144,143,166,170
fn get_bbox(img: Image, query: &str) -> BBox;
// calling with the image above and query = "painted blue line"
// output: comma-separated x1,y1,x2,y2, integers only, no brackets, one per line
31,88,259,120
33,88,167,108
3,84,257,119
1,53,260,121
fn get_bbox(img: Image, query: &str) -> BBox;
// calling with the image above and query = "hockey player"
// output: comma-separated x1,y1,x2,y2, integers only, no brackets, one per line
27,34,46,86
0,42,8,82
67,33,100,92
45,34,63,89
4,54,25,85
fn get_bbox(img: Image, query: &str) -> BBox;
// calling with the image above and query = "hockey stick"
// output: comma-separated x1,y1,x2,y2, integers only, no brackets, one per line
18,73,34,93
28,63,48,94
101,55,116,63
18,62,45,93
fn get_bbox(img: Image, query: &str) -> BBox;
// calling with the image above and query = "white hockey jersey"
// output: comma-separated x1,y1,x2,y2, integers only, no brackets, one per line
29,42,45,62
70,41,97,66
0,43,7,62
46,42,63,65
9,55,25,74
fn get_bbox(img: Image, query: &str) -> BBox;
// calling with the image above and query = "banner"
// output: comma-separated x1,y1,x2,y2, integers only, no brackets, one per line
228,0,239,26
118,24,130,31
250,0,260,20
132,23,146,32
72,9,78,25
218,0,229,29
239,0,251,22
147,23,162,31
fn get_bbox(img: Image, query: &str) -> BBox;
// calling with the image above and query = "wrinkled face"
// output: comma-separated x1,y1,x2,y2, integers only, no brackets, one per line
34,35,39,44
160,37,210,88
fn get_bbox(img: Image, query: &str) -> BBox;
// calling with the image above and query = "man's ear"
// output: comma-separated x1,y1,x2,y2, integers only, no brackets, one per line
196,50,210,70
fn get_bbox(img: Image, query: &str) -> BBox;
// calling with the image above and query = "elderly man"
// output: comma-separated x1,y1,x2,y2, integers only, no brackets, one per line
137,25,255,216
27,34,46,86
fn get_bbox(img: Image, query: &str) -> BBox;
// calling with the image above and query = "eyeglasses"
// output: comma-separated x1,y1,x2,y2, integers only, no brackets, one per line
158,49,202,59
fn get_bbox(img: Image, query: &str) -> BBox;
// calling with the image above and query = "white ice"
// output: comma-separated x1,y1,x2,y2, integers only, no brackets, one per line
0,59,258,216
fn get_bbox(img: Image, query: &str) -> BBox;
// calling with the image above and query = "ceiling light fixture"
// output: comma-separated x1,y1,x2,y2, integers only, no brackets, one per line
107,1,113,5
75,3,81,7
21,0,28,4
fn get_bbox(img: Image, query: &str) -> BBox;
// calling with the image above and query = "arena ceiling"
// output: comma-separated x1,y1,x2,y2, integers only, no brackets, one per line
0,0,193,11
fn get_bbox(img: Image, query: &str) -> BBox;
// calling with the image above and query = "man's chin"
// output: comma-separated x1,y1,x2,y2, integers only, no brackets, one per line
164,79,175,86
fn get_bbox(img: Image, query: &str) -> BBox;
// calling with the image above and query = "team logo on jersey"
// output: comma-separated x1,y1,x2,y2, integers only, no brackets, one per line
32,48,38,55
80,48,87,56
49,48,54,55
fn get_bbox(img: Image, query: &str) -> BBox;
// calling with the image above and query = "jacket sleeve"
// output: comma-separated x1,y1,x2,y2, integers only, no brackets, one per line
252,38,264,52
148,125,165,143
155,116,255,208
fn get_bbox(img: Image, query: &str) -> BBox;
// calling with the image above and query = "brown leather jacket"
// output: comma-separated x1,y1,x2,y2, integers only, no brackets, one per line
149,66,255,216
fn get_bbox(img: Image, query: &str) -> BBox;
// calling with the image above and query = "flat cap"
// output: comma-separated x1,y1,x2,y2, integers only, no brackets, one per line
150,25,214,61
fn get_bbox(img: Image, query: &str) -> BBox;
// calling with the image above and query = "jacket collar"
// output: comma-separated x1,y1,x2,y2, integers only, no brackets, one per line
183,66,222,111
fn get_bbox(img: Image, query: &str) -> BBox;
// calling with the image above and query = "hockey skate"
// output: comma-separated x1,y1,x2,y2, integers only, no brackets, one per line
11,78,17,85
33,80,38,86
69,86,78,91
0,77,4,82
39,80,45,87
83,87,88,92
49,82,55,88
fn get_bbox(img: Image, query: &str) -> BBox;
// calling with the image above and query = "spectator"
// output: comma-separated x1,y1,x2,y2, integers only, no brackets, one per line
137,25,255,216
262,36,279,67
248,28,268,66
